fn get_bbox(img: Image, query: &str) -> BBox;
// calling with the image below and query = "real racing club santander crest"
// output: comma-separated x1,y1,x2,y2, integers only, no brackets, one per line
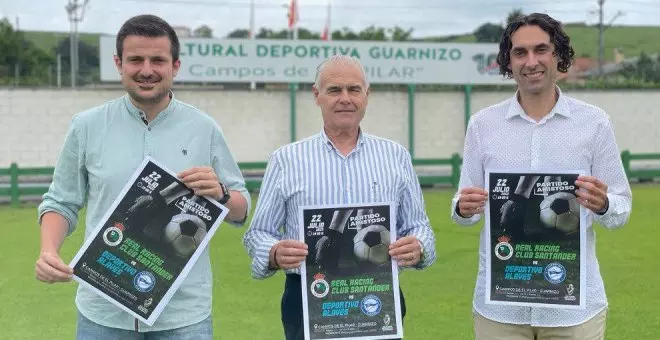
494,235,514,260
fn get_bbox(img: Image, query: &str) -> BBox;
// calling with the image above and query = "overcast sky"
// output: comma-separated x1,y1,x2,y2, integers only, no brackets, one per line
2,0,659,38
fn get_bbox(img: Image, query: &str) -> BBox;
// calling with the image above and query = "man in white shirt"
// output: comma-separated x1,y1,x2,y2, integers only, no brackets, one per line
451,12,632,340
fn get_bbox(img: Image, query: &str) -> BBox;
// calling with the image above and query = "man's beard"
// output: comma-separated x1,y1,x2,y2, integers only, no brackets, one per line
128,85,169,105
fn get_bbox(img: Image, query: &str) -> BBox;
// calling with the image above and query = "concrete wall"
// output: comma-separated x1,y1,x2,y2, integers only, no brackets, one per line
0,88,658,167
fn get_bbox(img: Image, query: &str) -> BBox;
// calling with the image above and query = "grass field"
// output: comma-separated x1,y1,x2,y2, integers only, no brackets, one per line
1,185,658,339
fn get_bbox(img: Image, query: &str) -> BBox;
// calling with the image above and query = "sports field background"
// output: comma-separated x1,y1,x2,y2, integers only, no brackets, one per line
1,186,658,339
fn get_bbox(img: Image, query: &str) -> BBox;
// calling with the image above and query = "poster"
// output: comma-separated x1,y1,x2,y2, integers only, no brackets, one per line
68,156,229,325
299,203,403,340
485,170,586,309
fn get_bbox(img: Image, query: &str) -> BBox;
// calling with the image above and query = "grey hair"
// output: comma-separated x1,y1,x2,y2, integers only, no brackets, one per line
313,55,370,88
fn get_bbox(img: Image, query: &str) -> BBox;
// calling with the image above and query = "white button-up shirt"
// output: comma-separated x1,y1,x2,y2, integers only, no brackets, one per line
451,87,632,327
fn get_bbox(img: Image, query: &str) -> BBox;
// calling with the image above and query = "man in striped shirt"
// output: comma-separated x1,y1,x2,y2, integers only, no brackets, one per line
242,55,437,340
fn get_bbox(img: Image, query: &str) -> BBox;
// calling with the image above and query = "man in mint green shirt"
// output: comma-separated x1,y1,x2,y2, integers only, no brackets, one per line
34,14,250,339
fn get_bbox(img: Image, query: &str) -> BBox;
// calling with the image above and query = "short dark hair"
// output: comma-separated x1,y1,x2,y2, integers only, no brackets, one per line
116,14,180,62
497,13,575,78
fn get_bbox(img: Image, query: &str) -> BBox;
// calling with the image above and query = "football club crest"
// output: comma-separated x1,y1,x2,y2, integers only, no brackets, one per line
494,235,514,260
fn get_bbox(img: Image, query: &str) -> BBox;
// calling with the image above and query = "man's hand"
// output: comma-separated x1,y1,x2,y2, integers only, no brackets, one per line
269,240,308,270
36,251,73,284
388,236,423,267
457,187,488,218
575,176,609,214
178,167,222,200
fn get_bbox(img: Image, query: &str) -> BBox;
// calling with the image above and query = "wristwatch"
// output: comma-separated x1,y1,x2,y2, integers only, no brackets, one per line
218,182,231,204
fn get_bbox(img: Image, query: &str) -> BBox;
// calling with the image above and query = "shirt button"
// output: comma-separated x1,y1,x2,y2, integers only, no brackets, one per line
148,127,152,131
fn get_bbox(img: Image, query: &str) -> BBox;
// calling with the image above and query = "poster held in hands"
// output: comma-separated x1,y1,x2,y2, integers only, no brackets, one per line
68,156,229,326
485,169,586,309
299,202,403,340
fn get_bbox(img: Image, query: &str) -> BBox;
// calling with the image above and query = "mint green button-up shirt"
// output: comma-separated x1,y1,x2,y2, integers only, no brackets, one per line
38,93,251,331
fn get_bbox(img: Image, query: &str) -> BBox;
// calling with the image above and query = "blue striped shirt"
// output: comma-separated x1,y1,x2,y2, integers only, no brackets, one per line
243,129,436,279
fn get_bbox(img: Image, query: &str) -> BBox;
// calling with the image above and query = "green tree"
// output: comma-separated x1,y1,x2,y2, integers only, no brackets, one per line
358,26,387,41
332,25,413,41
0,18,24,67
474,23,504,42
296,27,321,40
193,25,213,38
54,35,99,83
473,9,523,43
507,8,525,25
226,29,250,38
232,25,411,41
0,17,55,84
389,26,413,41
332,27,360,40
255,28,288,39
620,52,660,83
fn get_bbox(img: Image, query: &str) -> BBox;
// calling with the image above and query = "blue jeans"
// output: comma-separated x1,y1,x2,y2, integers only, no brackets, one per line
76,312,213,340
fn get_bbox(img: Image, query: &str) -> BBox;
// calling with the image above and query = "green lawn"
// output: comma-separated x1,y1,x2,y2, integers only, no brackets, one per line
1,186,658,339
563,24,660,60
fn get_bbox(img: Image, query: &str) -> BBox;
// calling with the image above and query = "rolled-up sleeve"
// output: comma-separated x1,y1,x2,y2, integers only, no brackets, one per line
37,115,87,236
242,152,286,279
211,125,251,226
397,150,436,270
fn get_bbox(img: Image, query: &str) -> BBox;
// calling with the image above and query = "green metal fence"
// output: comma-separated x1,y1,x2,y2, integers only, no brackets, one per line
2,151,658,207
621,150,660,182
1,164,58,207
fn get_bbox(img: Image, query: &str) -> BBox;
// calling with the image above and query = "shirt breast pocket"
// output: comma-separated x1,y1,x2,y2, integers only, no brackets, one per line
368,176,404,206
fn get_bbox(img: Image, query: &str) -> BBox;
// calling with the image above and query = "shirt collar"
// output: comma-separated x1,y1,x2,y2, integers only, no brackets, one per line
123,90,178,122
506,86,572,120
320,127,366,152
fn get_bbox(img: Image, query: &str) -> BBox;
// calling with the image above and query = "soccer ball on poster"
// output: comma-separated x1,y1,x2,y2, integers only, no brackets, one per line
539,192,580,234
163,213,207,257
353,224,391,265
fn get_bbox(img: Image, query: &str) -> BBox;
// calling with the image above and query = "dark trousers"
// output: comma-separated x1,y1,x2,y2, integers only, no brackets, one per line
282,274,406,340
